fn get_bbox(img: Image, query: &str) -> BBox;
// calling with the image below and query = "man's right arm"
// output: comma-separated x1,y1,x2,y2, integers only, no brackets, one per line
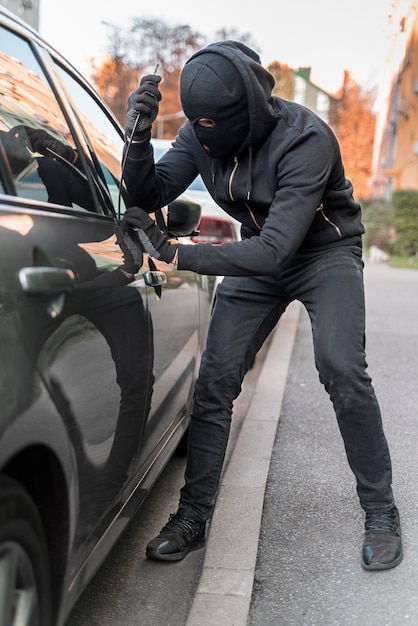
122,73,167,211
122,140,162,211
122,125,200,212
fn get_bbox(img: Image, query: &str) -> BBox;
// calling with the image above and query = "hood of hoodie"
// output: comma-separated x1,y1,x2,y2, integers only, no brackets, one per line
180,40,276,156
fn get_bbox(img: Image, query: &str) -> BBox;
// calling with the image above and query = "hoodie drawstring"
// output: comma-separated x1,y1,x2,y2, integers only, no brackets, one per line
246,147,253,200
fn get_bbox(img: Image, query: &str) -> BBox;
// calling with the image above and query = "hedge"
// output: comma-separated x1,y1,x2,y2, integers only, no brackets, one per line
392,190,418,256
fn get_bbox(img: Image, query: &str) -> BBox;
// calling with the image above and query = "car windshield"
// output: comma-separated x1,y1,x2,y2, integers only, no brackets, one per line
152,144,207,192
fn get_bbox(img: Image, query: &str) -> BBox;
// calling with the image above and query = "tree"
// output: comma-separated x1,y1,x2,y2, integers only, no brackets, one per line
213,27,259,51
92,17,261,138
89,55,139,126
334,71,376,200
91,18,204,133
128,18,205,75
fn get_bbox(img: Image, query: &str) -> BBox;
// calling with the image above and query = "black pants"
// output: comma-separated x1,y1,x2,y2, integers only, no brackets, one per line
180,246,394,520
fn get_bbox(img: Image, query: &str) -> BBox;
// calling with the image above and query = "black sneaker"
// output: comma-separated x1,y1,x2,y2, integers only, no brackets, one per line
146,510,206,561
362,505,403,570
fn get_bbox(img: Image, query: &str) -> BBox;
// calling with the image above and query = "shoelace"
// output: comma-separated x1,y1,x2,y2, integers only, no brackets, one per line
164,513,201,540
365,508,399,535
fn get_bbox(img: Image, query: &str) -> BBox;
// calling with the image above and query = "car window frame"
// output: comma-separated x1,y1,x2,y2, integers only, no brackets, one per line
45,49,130,220
0,21,122,220
34,43,121,218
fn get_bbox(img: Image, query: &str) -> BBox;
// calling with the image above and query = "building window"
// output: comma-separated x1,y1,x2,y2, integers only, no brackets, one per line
294,76,306,105
316,92,330,123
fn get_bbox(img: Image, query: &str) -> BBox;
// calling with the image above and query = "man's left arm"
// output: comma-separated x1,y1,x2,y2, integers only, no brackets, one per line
122,129,334,276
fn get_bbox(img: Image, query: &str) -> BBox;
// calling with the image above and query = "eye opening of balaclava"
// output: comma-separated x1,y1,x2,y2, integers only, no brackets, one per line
180,52,249,159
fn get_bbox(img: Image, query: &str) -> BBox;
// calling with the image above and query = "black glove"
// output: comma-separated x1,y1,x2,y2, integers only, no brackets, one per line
125,74,162,142
121,206,178,264
77,226,141,289
11,125,76,163
2,129,32,175
116,227,142,272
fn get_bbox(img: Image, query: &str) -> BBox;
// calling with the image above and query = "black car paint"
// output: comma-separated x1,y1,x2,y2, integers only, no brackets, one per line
0,8,215,625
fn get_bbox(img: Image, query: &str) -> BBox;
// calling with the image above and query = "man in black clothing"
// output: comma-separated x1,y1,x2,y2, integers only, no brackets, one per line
121,41,402,570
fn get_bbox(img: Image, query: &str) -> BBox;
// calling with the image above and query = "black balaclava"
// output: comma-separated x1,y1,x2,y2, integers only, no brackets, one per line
180,52,249,159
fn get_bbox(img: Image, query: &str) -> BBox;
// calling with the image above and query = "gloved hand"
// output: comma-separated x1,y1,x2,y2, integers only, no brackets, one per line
11,125,76,163
125,74,162,142
1,129,32,175
116,227,142,272
121,206,178,264
77,228,141,290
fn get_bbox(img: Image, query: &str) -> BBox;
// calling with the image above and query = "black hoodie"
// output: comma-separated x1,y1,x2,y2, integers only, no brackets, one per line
123,40,364,277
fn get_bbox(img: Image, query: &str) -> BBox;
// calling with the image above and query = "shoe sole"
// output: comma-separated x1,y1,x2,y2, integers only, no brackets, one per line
146,537,206,562
361,550,403,571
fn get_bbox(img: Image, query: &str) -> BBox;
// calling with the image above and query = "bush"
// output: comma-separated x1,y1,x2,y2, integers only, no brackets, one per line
392,190,418,256
361,198,394,252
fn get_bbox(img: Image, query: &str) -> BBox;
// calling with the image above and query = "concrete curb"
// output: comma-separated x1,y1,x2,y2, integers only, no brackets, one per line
186,300,301,626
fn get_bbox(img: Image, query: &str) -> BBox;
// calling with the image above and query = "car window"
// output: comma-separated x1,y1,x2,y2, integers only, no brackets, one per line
152,142,207,193
0,25,99,213
188,175,207,192
52,61,127,216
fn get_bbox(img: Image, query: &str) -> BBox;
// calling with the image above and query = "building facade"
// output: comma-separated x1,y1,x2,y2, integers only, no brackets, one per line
372,1,418,198
292,67,337,127
0,0,39,30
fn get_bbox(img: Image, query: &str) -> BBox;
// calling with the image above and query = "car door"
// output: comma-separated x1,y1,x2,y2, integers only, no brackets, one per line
52,61,202,470
0,23,154,549
1,19,204,548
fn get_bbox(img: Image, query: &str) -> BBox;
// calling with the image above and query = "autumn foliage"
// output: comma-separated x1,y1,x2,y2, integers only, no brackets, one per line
90,55,138,126
90,19,376,198
333,71,376,200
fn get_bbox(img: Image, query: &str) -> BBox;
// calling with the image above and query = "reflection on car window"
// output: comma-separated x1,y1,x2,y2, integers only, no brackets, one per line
0,25,97,212
52,62,127,215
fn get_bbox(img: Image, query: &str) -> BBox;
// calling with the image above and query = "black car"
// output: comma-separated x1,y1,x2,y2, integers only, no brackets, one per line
0,8,217,625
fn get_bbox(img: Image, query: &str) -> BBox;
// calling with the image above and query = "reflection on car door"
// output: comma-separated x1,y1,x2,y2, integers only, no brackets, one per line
52,60,202,477
0,18,202,555
138,258,199,465
0,13,216,623
0,27,152,552
5,208,152,530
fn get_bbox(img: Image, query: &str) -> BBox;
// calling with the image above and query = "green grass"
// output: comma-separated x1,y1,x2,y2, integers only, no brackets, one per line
389,255,418,270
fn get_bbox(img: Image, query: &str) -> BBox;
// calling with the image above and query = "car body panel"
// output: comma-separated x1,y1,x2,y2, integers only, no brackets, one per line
0,8,215,625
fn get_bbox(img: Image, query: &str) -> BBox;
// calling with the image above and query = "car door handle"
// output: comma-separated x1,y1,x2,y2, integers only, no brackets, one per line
19,266,76,294
143,270,167,288
144,270,167,300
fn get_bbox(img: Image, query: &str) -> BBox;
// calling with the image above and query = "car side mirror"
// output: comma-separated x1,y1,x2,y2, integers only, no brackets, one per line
167,196,201,237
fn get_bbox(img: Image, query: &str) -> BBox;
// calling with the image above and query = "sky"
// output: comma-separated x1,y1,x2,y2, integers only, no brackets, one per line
39,0,394,97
